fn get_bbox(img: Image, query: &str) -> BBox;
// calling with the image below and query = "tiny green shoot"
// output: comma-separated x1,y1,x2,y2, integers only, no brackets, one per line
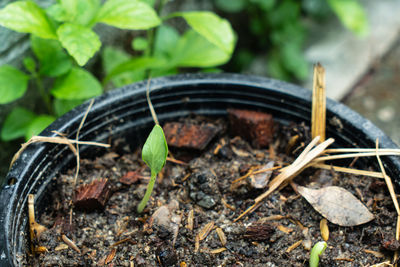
309,241,327,267
137,124,168,213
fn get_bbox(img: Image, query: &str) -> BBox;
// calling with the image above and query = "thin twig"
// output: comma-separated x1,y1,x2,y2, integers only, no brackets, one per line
10,136,109,168
375,139,400,265
73,99,95,186
234,137,334,221
314,151,400,162
311,163,384,179
146,77,159,125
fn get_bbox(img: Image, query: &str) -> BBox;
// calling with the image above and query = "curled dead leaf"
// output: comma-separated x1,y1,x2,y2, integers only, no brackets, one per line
297,185,374,226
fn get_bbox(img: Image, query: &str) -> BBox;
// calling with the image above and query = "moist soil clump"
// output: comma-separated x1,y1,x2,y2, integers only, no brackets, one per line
25,115,396,266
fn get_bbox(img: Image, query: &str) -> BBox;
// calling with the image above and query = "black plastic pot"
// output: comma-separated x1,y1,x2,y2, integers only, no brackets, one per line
0,73,399,266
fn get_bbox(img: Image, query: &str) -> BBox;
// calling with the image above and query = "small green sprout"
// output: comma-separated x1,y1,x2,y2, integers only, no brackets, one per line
309,241,327,267
137,124,168,213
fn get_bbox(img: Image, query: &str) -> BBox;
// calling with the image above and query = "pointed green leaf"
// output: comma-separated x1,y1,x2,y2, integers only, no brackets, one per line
328,0,368,36
172,30,230,67
176,11,235,54
142,125,168,176
60,0,101,26
25,115,56,140
31,35,72,77
0,65,29,104
46,3,69,22
57,23,101,66
0,1,56,39
1,107,36,141
96,0,160,30
51,67,102,99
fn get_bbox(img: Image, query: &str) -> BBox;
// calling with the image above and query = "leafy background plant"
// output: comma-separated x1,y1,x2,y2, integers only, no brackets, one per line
0,0,366,181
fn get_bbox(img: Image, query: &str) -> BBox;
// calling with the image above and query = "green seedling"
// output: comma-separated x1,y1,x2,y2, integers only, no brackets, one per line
137,124,168,213
309,241,327,267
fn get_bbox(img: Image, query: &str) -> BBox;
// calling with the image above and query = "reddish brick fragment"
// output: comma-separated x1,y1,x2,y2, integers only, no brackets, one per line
120,171,140,185
74,178,112,211
163,122,221,150
228,109,274,148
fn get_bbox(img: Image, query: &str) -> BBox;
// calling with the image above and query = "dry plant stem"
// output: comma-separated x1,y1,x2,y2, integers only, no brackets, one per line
146,78,159,125
235,137,334,221
28,194,47,254
73,99,95,186
61,234,81,254
375,140,400,215
314,151,400,162
311,63,326,141
10,136,110,168
325,148,400,153
311,163,384,179
375,139,400,265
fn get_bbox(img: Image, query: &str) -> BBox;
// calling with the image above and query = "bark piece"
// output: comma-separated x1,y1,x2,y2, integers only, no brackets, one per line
119,171,140,185
74,178,112,211
244,222,275,241
163,122,221,150
228,109,274,148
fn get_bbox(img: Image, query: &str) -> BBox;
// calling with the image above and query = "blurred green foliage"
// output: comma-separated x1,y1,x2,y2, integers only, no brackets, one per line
0,0,236,142
215,0,367,81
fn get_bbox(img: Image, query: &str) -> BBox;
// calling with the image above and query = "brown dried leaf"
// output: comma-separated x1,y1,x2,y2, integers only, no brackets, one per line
186,209,194,231
210,247,227,254
297,186,374,226
216,228,227,246
105,248,117,264
286,240,302,253
199,221,215,241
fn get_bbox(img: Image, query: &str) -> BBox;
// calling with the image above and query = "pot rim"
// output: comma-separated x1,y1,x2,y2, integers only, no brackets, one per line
0,72,399,266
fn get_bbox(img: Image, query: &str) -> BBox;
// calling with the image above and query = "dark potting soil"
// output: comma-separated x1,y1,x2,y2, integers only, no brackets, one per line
24,115,397,266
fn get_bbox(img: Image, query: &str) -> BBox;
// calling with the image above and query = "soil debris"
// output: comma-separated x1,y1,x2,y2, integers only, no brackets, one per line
73,178,112,211
227,108,274,148
163,122,222,150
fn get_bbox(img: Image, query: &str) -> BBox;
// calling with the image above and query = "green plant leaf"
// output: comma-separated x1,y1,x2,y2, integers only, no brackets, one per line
171,30,231,67
328,0,368,36
104,57,166,84
132,37,149,51
60,0,101,26
23,57,36,74
46,3,69,22
31,35,72,77
0,65,29,104
154,25,180,58
215,0,245,13
53,98,85,116
1,107,36,141
102,46,146,87
51,67,102,99
57,23,101,66
25,115,56,140
142,125,168,176
96,0,160,30
0,0,56,39
176,11,236,54
281,43,309,80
